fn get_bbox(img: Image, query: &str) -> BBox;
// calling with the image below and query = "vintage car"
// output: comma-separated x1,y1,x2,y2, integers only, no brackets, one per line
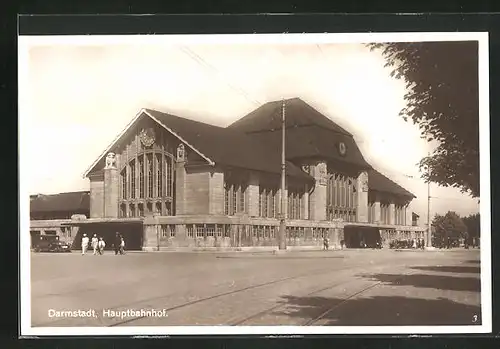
33,236,72,252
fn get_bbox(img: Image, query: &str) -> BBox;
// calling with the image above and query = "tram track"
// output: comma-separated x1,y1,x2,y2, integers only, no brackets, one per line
106,262,376,327
106,260,405,327
35,260,372,327
228,267,418,326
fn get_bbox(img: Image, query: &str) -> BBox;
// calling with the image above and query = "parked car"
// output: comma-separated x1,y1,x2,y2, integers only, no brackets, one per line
34,238,72,253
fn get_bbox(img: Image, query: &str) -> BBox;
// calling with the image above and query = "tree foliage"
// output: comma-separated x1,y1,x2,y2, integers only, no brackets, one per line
432,211,467,242
369,42,479,197
462,213,481,238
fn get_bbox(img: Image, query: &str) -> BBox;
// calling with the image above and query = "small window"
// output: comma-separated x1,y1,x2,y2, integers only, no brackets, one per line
186,224,194,238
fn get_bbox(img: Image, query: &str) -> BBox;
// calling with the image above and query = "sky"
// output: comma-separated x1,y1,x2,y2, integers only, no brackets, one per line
20,35,482,225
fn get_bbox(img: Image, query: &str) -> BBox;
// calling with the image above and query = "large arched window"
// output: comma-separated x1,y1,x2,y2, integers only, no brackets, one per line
119,146,175,218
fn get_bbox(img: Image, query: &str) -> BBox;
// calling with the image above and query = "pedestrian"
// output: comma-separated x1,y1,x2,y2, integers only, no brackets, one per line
91,234,99,255
81,233,89,255
98,237,106,255
120,236,126,255
114,232,121,255
323,236,329,251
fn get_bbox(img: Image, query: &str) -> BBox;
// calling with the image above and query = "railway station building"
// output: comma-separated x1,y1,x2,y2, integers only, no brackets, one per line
30,98,425,251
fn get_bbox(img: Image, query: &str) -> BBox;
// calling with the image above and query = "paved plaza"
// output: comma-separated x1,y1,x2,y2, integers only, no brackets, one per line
30,249,482,327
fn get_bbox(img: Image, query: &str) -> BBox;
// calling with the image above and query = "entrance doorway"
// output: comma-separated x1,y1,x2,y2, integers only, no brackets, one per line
69,222,144,251
344,226,381,248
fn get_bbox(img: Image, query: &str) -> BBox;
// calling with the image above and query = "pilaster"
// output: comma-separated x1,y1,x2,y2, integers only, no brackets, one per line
356,171,369,223
309,162,327,221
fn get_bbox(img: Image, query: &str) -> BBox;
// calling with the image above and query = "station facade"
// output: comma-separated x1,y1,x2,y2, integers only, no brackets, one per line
30,98,424,251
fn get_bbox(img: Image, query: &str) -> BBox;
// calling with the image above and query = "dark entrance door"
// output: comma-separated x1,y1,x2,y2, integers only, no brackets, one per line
344,226,381,248
72,222,144,251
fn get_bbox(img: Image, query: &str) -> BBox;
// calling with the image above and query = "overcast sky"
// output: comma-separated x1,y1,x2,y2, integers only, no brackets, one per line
20,35,481,224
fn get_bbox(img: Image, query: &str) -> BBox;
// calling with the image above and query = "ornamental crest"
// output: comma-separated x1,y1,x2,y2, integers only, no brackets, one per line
338,142,347,156
139,128,155,147
301,165,310,174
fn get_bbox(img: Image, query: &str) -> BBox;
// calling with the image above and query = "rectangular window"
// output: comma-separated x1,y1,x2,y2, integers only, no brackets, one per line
120,203,126,218
239,185,246,212
186,225,195,238
147,154,154,198
139,156,145,198
206,224,215,237
156,154,163,198
232,186,237,214
196,224,205,238
224,184,230,215
161,224,176,238
269,190,276,218
130,160,136,199
166,157,172,197
121,169,127,199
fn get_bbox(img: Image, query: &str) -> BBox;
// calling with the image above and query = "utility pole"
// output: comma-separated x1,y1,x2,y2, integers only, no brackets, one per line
426,152,432,248
278,99,287,250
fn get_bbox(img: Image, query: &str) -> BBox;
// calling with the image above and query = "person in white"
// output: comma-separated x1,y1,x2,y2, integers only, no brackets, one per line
98,237,106,255
120,237,125,255
91,234,99,255
81,233,89,255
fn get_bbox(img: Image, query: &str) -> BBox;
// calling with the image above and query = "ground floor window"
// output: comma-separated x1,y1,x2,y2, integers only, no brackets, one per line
161,224,176,238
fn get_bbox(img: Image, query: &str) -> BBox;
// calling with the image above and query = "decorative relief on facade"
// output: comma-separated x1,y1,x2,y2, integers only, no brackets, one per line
177,144,185,162
301,165,310,174
139,128,155,147
104,152,117,169
360,171,369,192
317,162,328,186
338,142,347,156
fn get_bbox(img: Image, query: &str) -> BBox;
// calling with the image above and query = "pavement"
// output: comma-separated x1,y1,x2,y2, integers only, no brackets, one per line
30,248,482,327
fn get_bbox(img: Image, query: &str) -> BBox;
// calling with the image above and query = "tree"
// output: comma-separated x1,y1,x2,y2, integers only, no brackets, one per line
369,42,479,197
432,211,467,247
463,213,480,238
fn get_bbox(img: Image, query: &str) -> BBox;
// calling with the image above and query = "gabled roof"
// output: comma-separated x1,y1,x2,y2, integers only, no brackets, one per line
228,97,353,136
145,109,313,182
30,191,90,213
368,169,416,199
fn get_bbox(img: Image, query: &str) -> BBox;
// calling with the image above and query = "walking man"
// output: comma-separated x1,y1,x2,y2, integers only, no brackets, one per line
81,233,89,255
98,237,106,255
114,232,121,255
91,234,99,255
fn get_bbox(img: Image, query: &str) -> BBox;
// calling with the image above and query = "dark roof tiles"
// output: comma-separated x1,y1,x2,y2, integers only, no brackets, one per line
30,191,90,213
145,109,313,182
368,169,416,198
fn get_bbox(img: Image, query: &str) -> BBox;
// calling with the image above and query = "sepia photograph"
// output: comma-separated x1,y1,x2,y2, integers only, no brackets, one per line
19,32,490,335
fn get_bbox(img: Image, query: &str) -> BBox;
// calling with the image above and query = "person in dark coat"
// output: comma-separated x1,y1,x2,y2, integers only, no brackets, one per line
114,232,122,255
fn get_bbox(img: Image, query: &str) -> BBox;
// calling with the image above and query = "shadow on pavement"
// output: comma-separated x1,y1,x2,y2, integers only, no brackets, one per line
360,273,481,292
465,260,481,264
276,295,481,326
410,266,481,274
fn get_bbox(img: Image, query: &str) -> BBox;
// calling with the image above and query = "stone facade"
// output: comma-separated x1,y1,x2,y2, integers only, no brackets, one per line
31,109,425,251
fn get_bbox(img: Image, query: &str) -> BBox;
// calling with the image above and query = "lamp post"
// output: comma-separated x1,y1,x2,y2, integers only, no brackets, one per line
278,99,287,250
